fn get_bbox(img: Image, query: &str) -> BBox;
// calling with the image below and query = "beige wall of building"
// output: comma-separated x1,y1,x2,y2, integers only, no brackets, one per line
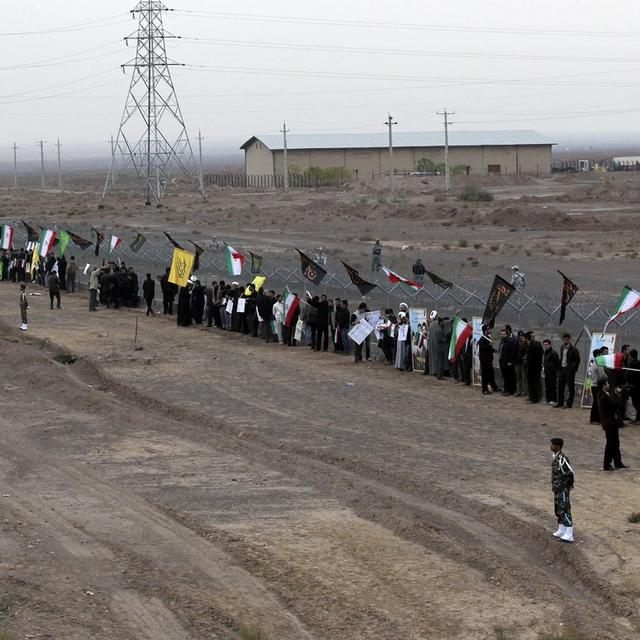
245,141,552,178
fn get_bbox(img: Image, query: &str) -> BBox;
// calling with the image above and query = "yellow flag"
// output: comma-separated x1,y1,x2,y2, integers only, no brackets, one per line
30,243,40,279
168,248,195,287
245,275,267,295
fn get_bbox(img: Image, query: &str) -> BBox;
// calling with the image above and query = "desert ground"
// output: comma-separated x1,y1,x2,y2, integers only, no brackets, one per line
1,172,640,639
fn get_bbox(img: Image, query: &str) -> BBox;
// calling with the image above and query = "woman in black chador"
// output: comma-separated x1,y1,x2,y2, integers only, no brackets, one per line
190,279,205,324
177,283,193,327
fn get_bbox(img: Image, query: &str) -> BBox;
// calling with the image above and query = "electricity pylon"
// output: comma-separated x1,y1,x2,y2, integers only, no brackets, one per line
100,1,204,207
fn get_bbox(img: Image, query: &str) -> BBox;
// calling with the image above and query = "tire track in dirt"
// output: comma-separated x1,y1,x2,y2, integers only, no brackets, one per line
1,317,638,638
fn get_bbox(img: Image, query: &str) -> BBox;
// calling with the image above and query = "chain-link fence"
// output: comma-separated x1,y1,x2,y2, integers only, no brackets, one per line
5,226,640,350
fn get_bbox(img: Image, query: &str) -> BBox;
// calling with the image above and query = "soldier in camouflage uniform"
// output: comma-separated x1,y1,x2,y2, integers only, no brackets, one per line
550,437,575,543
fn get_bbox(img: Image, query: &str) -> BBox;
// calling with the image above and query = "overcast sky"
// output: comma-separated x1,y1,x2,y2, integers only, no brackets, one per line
1,0,639,161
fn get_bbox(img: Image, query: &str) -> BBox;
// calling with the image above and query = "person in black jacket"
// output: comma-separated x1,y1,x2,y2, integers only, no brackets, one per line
525,331,544,403
160,267,178,315
335,300,350,354
542,339,560,405
190,279,205,325
478,325,500,394
498,325,517,395
556,333,581,409
597,380,628,471
627,349,640,424
315,294,330,352
142,273,155,316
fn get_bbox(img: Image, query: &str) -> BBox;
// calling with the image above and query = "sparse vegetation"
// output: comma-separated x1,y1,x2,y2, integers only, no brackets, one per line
236,625,272,640
458,185,494,202
628,512,640,523
458,239,468,247
303,166,353,184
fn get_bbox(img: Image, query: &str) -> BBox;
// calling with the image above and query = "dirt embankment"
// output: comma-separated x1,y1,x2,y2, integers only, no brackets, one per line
0,282,639,639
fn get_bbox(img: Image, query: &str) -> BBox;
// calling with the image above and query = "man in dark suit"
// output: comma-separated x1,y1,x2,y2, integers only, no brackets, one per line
597,380,628,471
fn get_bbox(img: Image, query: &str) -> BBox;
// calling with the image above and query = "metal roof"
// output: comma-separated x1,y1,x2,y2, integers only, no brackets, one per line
241,130,555,151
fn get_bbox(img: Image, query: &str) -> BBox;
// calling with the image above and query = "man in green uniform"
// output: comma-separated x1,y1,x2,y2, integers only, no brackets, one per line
550,437,575,543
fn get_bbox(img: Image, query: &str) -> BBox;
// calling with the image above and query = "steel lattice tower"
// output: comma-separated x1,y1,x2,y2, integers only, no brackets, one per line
100,1,204,207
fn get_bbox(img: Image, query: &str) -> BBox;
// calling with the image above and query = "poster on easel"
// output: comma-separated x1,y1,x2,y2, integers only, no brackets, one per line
472,316,483,387
580,332,616,408
409,308,429,372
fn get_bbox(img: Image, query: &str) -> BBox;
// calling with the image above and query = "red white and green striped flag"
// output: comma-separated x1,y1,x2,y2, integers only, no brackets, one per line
109,235,122,254
224,243,245,276
38,229,58,257
381,265,423,291
282,286,300,327
603,286,640,332
1,224,14,250
448,316,473,362
595,352,625,370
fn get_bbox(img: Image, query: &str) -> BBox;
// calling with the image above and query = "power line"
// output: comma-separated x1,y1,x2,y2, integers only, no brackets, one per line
0,14,128,37
186,63,640,88
0,68,119,99
0,78,124,106
172,9,640,38
0,42,122,71
182,37,640,65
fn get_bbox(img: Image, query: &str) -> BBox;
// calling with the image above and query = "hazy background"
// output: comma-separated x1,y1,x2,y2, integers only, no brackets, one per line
1,0,639,168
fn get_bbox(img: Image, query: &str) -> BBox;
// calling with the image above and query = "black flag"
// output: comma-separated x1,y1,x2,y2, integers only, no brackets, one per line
425,270,453,290
296,248,327,286
92,228,104,257
558,270,579,325
163,231,183,250
188,240,205,270
482,275,515,328
249,251,263,274
68,231,93,250
341,261,376,296
21,220,39,243
130,233,146,253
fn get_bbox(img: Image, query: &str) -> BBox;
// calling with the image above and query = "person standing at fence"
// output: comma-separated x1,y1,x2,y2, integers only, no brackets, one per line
142,273,155,316
498,325,517,395
543,339,560,406
525,331,544,403
315,294,330,352
160,267,177,315
371,240,382,272
556,333,581,409
412,258,426,284
19,283,28,331
66,256,77,293
479,325,500,394
335,299,350,354
351,302,370,363
272,293,284,344
627,349,640,423
515,331,528,397
177,283,192,327
394,312,412,371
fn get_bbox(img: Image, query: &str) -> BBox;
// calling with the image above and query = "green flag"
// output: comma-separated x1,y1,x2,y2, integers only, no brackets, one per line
58,230,71,257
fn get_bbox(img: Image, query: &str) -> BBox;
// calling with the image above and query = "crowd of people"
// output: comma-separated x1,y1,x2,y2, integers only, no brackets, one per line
5,249,637,477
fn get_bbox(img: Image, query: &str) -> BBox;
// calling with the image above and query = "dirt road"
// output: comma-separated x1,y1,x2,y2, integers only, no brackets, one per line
0,284,639,639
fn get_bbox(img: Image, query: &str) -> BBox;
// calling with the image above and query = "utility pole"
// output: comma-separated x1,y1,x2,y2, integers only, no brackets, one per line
36,140,46,188
196,129,205,195
384,113,397,190
436,108,455,192
11,142,17,189
100,1,204,207
281,121,290,192
55,138,63,189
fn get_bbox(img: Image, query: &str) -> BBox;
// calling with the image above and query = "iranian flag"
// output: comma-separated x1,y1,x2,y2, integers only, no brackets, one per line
603,286,640,332
282,286,300,327
595,352,625,370
109,235,122,254
225,243,245,276
448,316,473,362
1,224,14,250
381,265,423,291
39,229,58,257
